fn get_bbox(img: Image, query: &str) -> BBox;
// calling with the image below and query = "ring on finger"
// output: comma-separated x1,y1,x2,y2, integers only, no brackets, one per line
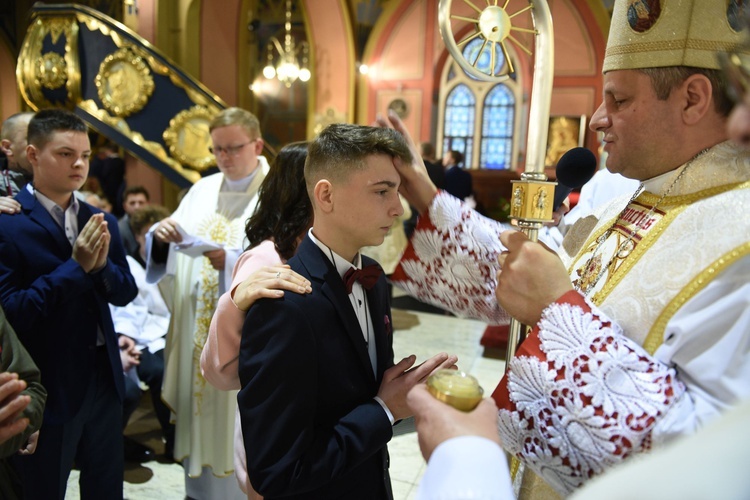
275,271,281,279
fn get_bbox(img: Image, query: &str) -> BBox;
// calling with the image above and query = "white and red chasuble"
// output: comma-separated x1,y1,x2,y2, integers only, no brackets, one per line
393,141,750,495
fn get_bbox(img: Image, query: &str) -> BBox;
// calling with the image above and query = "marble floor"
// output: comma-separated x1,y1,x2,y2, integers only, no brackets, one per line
66,303,506,499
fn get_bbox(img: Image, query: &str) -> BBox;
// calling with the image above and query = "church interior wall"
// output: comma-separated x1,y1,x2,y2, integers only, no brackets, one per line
0,0,612,204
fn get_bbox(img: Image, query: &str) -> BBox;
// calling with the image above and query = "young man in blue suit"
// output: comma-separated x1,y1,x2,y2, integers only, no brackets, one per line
238,124,456,499
0,109,137,499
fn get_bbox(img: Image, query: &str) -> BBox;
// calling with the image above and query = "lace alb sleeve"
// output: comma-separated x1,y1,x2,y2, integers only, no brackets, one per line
494,291,687,495
391,192,510,325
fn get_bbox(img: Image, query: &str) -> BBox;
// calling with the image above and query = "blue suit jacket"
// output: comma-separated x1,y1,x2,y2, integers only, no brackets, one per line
239,235,395,499
0,188,137,424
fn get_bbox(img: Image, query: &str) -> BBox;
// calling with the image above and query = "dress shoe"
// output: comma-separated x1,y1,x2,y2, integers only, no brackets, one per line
124,435,155,463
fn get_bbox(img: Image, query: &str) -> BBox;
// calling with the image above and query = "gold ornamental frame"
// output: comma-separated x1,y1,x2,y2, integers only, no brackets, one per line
163,106,218,172
95,46,155,117
16,15,81,110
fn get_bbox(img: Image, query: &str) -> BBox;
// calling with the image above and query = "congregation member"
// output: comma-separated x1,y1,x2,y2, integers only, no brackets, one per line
0,112,33,214
88,141,125,217
113,204,175,463
442,149,472,201
388,0,750,496
146,107,269,499
0,109,137,499
238,124,456,499
419,142,445,190
404,142,443,238
117,185,150,264
0,306,46,500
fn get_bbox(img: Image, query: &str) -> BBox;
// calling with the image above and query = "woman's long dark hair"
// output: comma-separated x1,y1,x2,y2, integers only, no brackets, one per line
245,141,311,260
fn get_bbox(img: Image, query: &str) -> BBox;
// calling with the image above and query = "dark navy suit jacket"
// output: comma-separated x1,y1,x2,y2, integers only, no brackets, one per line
239,235,395,499
444,165,473,200
0,188,137,424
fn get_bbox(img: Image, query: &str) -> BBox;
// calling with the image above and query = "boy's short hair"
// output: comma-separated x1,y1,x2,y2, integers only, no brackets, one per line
27,109,88,150
123,185,150,201
209,107,261,140
130,205,170,235
304,124,412,196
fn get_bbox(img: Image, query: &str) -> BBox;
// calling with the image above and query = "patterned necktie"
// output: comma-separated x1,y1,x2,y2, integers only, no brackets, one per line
343,265,382,294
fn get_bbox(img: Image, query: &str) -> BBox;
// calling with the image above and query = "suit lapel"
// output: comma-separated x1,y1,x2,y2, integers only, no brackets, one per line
297,237,376,382
20,189,72,254
363,257,392,380
76,201,94,232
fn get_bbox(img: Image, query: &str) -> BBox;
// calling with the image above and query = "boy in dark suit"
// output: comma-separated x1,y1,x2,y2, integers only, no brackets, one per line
0,109,137,499
238,124,456,499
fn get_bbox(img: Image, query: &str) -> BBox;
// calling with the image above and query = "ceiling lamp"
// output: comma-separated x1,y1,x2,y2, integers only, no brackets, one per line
262,0,310,87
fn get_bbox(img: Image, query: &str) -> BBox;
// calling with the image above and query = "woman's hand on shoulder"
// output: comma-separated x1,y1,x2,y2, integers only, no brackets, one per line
232,265,312,311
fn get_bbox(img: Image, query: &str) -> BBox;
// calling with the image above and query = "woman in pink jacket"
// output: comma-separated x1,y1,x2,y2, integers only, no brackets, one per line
201,142,312,498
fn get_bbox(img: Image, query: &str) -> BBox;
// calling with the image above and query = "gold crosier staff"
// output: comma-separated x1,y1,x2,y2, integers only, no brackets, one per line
437,0,555,364
438,2,557,494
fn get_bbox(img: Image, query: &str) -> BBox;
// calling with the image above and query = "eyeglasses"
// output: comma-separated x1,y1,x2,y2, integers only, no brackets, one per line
209,139,257,156
718,48,750,105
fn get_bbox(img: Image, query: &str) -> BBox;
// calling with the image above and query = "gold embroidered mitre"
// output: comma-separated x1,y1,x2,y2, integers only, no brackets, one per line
603,0,749,72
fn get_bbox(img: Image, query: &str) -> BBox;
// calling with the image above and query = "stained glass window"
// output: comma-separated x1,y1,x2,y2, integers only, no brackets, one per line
461,37,506,79
481,85,514,169
442,84,475,165
439,39,518,170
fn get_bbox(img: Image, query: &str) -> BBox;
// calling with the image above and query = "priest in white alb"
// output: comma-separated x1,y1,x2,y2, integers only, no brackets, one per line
146,107,269,499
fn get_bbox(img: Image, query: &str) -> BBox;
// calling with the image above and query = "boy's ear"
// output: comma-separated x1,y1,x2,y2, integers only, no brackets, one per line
313,179,334,213
26,144,39,168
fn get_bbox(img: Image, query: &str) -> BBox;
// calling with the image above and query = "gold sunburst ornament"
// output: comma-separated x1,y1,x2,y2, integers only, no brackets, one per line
95,46,154,117
438,0,538,82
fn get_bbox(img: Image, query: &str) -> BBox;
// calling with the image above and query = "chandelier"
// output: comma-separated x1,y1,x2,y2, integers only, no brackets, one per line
262,0,310,87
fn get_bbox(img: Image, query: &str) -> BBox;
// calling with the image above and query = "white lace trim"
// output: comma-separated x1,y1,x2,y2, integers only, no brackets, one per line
393,192,509,324
498,297,686,495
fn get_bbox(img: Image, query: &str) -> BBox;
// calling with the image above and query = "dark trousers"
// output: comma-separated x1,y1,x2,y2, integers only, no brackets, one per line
13,346,123,500
123,348,174,443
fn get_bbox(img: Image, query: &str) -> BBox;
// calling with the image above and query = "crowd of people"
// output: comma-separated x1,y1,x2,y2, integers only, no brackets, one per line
0,0,748,499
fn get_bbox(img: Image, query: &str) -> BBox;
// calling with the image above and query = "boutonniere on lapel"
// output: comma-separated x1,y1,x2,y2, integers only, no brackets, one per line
384,315,392,336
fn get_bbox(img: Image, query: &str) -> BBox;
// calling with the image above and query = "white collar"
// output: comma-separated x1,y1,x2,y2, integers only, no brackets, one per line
308,228,362,281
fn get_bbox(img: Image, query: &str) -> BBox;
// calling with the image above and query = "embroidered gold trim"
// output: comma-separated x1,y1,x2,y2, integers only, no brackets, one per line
644,241,750,355
607,39,738,57
569,181,750,306
590,200,688,305
192,213,231,415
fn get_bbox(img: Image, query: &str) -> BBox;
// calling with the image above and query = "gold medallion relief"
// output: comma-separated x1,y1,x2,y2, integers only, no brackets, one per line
163,106,219,172
95,46,154,117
